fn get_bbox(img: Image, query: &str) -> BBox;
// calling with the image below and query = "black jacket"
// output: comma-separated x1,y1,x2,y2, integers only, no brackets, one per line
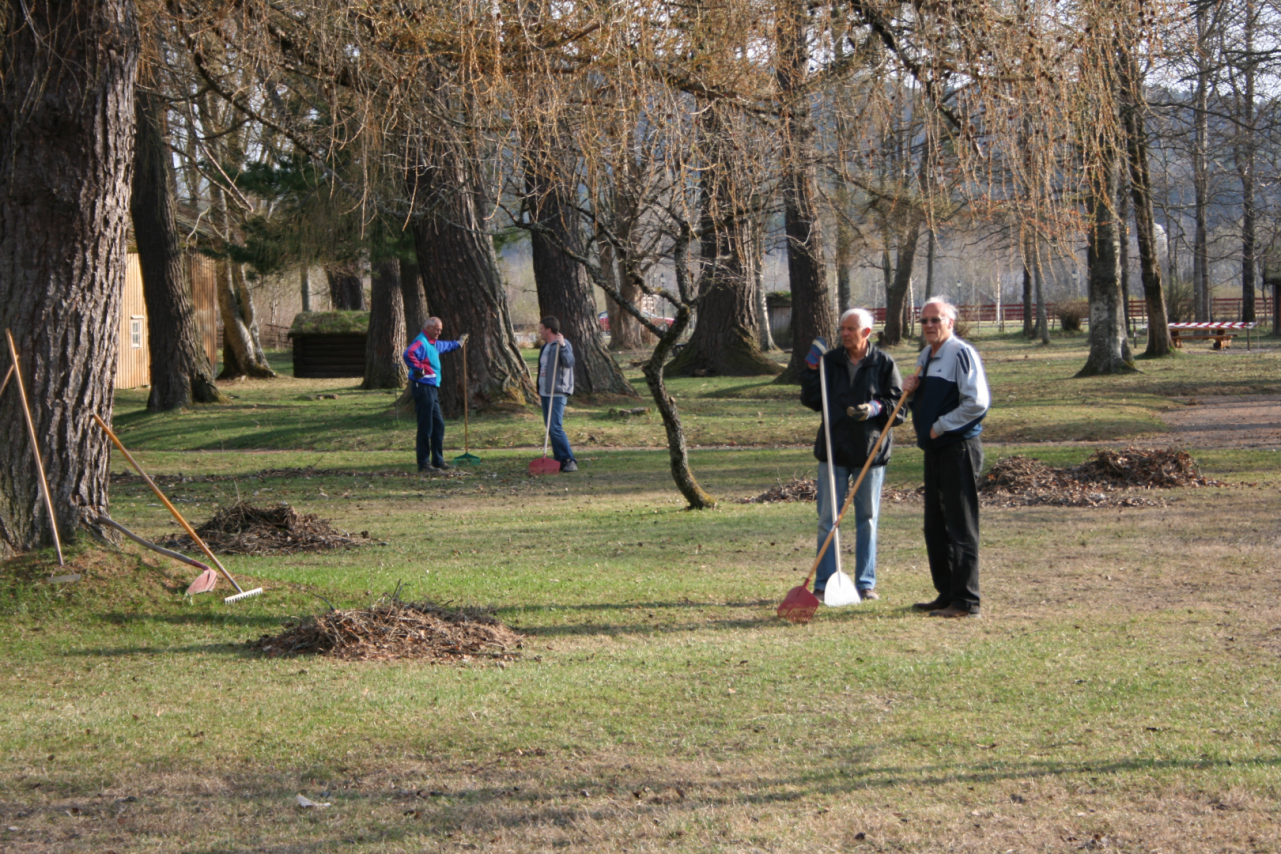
799,344,905,469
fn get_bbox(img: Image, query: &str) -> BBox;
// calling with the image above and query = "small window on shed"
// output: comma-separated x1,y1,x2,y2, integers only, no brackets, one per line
130,316,143,349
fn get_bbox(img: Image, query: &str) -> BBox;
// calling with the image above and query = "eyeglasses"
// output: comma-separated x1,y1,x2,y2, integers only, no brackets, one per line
920,317,947,325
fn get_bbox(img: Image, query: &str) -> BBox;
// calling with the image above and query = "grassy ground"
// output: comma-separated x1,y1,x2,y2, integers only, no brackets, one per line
1,332,1279,852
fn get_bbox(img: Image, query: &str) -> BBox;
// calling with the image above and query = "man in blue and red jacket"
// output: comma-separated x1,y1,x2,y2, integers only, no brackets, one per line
403,317,468,472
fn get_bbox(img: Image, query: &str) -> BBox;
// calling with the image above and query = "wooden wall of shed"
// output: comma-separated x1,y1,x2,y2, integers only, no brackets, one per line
116,254,149,389
189,254,218,368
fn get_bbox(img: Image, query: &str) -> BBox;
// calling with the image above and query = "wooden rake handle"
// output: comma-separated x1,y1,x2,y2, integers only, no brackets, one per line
92,414,244,594
800,365,921,591
5,329,64,566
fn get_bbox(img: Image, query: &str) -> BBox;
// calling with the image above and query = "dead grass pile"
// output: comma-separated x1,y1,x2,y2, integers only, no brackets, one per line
742,476,920,504
982,447,1222,508
162,502,371,555
251,595,522,662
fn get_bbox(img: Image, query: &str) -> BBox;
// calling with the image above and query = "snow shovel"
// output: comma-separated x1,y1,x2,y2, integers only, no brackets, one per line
5,330,64,566
528,341,562,476
778,364,921,624
453,339,480,466
814,348,860,608
92,415,263,603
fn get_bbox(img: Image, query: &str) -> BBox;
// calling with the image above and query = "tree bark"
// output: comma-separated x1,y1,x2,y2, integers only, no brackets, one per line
750,216,777,352
408,143,536,418
1078,145,1136,377
362,259,407,389
1117,37,1173,356
399,258,429,336
131,87,224,410
1022,245,1034,338
775,0,835,382
216,257,276,379
0,0,139,555
326,264,365,311
880,222,922,346
527,174,637,396
835,184,854,316
1193,2,1213,322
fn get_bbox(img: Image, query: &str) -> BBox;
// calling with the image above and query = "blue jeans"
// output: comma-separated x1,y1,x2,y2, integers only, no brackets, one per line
540,395,574,463
411,382,445,469
815,463,885,593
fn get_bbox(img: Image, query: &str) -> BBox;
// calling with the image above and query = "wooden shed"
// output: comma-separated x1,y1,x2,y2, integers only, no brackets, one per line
289,311,369,378
116,252,219,390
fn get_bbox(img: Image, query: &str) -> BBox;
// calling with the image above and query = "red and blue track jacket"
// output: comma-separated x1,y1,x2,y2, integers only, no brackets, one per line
403,332,462,388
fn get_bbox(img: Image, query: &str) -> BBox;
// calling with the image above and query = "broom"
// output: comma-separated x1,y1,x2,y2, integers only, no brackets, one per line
92,415,263,603
777,364,920,625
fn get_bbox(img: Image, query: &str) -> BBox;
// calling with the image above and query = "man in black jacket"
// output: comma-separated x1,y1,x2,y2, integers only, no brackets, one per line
800,308,904,601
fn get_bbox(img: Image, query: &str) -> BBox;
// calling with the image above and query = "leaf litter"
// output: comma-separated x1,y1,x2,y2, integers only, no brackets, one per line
251,592,522,662
743,447,1222,508
160,502,374,555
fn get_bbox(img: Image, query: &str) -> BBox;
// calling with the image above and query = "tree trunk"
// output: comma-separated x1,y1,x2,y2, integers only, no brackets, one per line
750,217,777,352
326,264,365,311
1078,147,1136,377
1117,38,1172,356
362,259,407,389
880,222,922,346
1118,171,1132,334
131,88,224,410
216,258,276,379
0,0,139,555
775,0,835,383
835,184,854,315
527,176,637,397
1193,3,1213,322
1235,4,1258,324
300,263,312,312
408,145,536,418
399,258,429,336
1022,245,1034,338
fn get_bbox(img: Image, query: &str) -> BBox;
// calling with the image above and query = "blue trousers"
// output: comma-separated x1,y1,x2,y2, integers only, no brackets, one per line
412,382,445,469
539,395,574,463
815,463,885,593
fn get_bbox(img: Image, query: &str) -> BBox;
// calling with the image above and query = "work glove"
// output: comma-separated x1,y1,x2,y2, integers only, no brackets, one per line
847,401,883,422
458,333,470,345
805,337,828,369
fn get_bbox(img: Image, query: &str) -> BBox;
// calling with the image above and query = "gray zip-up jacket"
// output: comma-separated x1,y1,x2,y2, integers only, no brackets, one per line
909,335,990,450
537,341,575,397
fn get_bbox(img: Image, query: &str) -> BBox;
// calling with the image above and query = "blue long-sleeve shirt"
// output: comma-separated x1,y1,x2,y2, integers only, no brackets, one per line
403,332,462,387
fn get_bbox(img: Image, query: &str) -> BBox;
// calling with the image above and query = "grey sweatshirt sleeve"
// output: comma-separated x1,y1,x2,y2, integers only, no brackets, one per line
933,344,990,435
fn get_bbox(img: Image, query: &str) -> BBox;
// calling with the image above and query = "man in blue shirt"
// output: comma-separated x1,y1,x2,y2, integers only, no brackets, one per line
403,317,467,472
901,298,991,617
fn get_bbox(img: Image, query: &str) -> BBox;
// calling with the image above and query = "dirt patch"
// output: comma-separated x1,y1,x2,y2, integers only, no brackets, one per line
250,595,522,662
160,502,373,555
1157,394,1281,449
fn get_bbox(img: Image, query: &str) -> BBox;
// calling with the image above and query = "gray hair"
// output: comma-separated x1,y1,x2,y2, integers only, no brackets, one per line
423,316,443,331
921,297,957,321
840,307,875,330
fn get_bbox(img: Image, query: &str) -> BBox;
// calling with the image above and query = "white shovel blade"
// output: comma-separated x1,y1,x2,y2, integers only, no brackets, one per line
823,570,862,607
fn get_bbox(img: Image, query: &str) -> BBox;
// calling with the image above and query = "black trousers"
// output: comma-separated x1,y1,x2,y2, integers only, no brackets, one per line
922,436,983,612
412,382,445,469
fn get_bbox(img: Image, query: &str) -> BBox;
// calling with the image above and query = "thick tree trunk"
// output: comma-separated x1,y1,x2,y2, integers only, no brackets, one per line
1078,150,1136,377
775,0,835,382
362,259,407,389
0,0,139,555
610,273,649,349
881,223,922,346
527,177,637,397
1022,245,1034,338
131,88,224,410
1118,41,1172,356
326,264,365,311
216,259,276,379
399,258,429,336
408,145,536,418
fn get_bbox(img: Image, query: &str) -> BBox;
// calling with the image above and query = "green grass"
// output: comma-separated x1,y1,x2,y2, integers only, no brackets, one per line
2,334,1279,851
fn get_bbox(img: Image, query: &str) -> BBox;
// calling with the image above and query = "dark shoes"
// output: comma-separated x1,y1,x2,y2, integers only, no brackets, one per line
560,460,579,472
912,598,946,612
857,589,879,601
929,604,980,618
812,589,825,603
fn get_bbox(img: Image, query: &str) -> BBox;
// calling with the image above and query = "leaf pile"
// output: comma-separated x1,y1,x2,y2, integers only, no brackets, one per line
161,502,371,555
981,447,1222,508
250,596,522,662
742,476,920,504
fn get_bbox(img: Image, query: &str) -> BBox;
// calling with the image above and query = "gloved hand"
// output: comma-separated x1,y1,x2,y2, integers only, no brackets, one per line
458,333,470,346
805,337,828,369
847,401,883,421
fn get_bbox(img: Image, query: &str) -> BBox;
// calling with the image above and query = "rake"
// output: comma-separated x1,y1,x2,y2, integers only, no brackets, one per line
778,365,920,625
5,330,64,566
92,415,262,603
453,338,480,466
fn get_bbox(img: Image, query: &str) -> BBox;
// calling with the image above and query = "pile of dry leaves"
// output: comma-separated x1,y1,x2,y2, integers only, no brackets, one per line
162,502,371,555
981,446,1221,508
251,595,522,662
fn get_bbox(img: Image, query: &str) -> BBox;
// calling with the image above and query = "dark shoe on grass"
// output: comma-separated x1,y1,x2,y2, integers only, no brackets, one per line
912,598,945,611
560,460,578,472
857,589,879,601
929,604,979,618
812,589,825,603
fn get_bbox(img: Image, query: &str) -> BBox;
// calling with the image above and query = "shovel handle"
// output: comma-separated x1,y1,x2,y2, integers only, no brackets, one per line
801,365,921,590
92,414,244,594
